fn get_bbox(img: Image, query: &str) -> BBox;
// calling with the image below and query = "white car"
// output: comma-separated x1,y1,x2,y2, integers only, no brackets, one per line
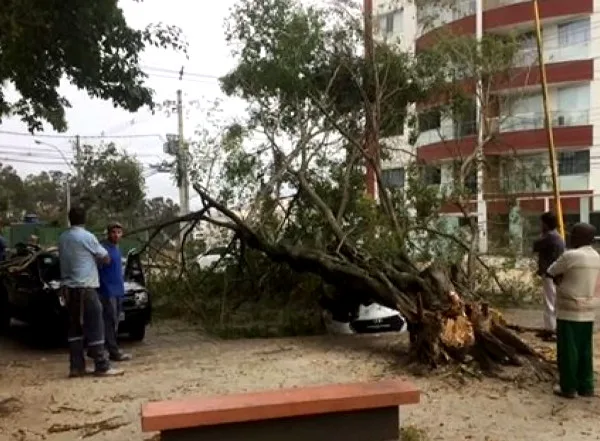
196,247,234,271
322,302,408,335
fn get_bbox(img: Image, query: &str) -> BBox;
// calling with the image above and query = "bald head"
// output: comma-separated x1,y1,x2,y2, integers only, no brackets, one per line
570,223,596,248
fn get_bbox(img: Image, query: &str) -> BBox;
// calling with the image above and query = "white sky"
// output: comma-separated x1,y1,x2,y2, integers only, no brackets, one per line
0,0,246,210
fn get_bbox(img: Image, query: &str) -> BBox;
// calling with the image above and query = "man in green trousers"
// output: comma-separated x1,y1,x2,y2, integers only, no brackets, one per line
547,223,600,398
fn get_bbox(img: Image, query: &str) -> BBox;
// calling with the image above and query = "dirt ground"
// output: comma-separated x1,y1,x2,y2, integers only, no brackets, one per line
1,310,600,441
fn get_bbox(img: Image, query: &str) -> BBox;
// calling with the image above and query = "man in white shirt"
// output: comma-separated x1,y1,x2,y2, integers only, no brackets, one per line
547,223,600,398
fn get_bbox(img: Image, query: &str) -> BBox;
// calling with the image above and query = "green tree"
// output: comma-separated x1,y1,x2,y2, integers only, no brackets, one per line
22,171,68,222
0,0,187,132
165,0,550,373
0,164,25,222
75,143,146,226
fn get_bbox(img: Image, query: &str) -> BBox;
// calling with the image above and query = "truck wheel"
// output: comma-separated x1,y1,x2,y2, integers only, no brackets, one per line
129,323,146,341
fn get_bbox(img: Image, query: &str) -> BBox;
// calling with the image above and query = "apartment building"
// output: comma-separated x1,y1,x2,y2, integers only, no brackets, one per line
378,0,600,247
374,0,417,192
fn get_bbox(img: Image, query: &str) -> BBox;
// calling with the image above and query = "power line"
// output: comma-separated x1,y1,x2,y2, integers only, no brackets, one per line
0,157,67,166
0,144,164,158
142,65,221,80
0,130,163,140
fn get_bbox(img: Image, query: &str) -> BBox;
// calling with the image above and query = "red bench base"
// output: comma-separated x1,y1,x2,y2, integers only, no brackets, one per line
161,406,399,441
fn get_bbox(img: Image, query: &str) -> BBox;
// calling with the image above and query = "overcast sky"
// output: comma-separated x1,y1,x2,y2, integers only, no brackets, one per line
0,0,246,210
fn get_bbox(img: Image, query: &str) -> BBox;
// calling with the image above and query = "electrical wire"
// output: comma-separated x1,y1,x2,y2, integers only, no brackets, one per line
0,130,164,140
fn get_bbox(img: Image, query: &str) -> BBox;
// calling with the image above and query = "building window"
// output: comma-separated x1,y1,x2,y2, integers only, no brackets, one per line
558,150,590,175
378,9,403,37
382,167,405,189
418,109,441,132
458,216,476,229
422,165,441,186
558,19,590,47
464,170,477,194
380,116,405,137
518,31,537,65
452,161,477,194
590,212,600,236
453,99,477,138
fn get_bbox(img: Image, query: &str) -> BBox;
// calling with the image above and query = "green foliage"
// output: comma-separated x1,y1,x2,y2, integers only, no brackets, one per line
0,146,178,240
76,143,145,219
221,0,423,136
0,0,187,132
149,252,324,338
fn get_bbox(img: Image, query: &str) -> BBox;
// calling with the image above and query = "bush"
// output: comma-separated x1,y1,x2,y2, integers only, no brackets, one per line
148,252,325,338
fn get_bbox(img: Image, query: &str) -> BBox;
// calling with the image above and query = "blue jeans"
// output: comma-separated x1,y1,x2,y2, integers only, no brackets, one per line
66,288,109,373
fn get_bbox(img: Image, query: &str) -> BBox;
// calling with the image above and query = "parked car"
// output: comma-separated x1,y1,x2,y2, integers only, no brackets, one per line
321,301,407,335
195,247,235,272
0,247,151,342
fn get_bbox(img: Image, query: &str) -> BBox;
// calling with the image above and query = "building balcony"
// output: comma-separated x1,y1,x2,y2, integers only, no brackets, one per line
415,121,477,148
515,42,589,68
416,0,593,51
496,109,589,133
416,110,592,161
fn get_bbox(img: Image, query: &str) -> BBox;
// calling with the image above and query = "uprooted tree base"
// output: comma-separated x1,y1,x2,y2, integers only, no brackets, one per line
134,187,556,380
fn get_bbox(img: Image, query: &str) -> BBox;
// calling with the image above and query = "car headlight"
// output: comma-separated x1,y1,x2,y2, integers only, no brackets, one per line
134,291,148,305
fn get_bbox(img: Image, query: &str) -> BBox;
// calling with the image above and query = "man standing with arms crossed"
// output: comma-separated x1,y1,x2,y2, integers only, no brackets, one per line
59,207,123,377
547,223,600,398
98,221,132,362
533,212,565,341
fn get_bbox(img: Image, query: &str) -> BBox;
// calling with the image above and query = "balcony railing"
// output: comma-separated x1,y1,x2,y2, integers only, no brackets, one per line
515,43,590,67
498,110,589,132
418,0,476,30
416,110,588,147
415,120,477,147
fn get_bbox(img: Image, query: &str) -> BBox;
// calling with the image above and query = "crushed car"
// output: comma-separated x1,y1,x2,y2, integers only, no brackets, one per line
0,246,151,342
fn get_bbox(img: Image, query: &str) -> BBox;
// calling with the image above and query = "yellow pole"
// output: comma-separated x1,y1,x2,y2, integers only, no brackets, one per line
533,0,565,239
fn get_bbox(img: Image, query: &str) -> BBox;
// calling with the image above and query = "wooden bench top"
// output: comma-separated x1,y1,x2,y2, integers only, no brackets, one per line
141,379,420,433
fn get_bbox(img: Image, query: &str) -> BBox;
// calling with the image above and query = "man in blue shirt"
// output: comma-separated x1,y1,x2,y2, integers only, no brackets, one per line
59,207,123,378
98,221,132,361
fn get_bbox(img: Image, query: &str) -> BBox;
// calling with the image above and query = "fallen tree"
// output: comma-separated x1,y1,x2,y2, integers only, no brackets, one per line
130,182,554,378
133,0,555,378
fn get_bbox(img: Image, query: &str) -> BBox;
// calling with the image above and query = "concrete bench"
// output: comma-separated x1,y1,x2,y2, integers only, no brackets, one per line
141,379,420,441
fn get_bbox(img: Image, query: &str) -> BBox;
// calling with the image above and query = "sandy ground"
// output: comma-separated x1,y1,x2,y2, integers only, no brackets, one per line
1,310,600,441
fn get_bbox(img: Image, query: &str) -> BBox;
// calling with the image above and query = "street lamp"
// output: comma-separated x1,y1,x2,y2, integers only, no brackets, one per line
34,140,74,226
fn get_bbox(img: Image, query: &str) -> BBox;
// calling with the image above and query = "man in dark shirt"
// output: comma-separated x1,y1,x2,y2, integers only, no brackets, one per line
533,211,565,341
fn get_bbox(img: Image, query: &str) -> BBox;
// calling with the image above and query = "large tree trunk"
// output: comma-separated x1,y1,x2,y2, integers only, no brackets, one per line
236,226,552,375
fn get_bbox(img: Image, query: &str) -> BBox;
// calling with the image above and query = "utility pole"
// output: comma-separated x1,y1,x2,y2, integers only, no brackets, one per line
533,0,565,239
74,135,81,183
475,0,488,253
176,87,190,252
364,0,379,199
65,173,71,226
